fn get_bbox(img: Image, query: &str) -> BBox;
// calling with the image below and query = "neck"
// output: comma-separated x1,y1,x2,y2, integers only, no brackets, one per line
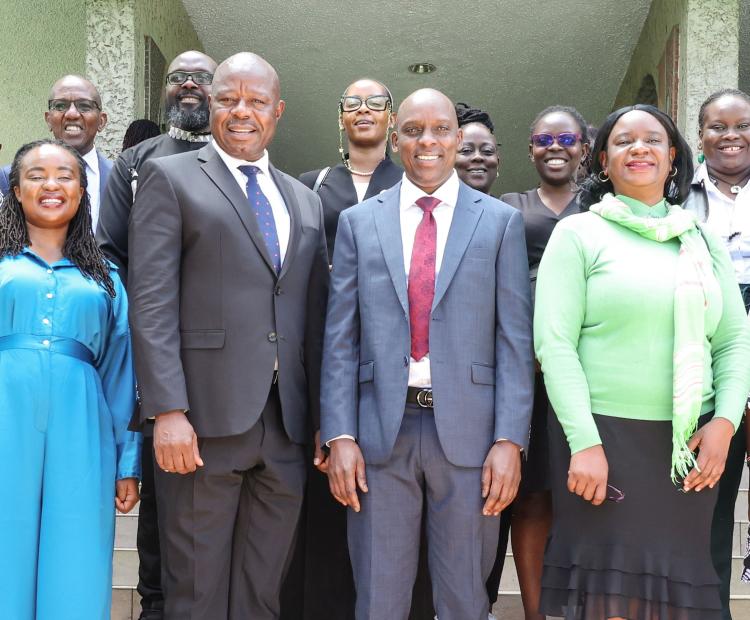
27,224,68,263
706,163,750,188
346,140,386,176
538,179,576,214
176,124,210,134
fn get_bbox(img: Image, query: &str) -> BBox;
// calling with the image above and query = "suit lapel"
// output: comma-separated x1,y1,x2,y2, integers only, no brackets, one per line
198,146,277,276
269,164,302,280
373,184,408,314
432,183,483,311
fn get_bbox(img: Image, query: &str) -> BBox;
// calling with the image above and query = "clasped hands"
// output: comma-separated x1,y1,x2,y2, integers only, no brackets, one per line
568,416,735,506
323,435,522,515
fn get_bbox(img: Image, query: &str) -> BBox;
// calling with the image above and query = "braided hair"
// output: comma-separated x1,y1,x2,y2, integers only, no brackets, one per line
455,102,495,133
0,139,116,297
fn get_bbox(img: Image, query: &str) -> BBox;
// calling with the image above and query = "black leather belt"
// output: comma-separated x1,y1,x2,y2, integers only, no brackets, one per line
406,386,433,408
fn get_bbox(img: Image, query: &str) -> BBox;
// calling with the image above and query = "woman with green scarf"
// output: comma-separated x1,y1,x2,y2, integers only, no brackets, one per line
534,104,750,620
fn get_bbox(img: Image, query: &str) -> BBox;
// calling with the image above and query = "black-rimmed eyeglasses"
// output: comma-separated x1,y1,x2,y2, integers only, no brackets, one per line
340,95,391,113
166,71,213,86
47,99,101,114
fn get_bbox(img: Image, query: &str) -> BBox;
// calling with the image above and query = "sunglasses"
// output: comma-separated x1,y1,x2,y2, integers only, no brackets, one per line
47,99,101,114
530,132,581,148
606,484,625,503
340,95,391,113
165,71,213,86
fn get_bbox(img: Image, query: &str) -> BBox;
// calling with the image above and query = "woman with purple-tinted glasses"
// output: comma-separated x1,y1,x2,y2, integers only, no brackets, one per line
535,104,750,620
491,106,589,620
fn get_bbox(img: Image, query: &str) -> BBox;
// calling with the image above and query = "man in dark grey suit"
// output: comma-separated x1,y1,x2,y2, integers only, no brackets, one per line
128,52,328,620
321,89,534,619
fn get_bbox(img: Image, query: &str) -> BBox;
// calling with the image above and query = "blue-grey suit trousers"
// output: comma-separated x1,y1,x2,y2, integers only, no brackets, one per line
348,404,500,620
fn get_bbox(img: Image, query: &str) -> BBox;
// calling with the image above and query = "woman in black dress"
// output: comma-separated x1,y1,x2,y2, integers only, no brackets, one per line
498,106,589,620
290,79,432,620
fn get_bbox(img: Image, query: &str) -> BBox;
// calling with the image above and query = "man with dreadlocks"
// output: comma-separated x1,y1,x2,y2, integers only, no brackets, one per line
96,49,217,620
0,139,141,619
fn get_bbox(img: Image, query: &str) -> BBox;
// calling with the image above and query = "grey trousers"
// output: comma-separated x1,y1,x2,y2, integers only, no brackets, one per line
154,386,306,620
348,405,500,620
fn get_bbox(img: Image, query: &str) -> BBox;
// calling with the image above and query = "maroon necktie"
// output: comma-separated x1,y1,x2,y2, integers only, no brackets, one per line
408,196,440,361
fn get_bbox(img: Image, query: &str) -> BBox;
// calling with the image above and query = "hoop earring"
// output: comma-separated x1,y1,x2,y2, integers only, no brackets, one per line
669,166,678,178
597,170,610,182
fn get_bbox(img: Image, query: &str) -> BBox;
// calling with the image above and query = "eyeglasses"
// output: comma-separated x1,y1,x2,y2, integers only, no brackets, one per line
606,484,625,503
340,95,391,113
165,71,213,86
47,99,101,114
530,132,581,148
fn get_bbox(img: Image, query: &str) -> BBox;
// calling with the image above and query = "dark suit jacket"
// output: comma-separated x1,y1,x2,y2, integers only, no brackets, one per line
321,181,534,467
299,158,402,260
1,149,112,202
128,145,329,442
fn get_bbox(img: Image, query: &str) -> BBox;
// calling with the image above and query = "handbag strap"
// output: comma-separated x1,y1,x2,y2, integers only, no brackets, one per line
313,166,331,193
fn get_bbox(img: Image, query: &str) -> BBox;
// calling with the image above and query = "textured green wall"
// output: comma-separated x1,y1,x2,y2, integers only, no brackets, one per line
0,1,88,165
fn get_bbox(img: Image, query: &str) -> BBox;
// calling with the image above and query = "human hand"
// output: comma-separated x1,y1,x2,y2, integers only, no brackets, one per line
568,444,608,505
481,441,522,515
683,417,735,492
327,438,368,512
115,478,140,513
153,410,204,474
313,430,329,473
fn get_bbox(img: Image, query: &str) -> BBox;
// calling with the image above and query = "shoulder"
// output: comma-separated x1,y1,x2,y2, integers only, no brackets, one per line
298,168,322,189
141,147,203,175
499,189,535,210
345,182,400,220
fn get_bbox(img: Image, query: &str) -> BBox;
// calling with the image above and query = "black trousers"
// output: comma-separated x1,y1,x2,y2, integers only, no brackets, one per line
711,416,746,620
137,432,163,614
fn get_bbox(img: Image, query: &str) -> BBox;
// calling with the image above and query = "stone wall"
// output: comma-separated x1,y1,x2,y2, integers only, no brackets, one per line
0,1,88,165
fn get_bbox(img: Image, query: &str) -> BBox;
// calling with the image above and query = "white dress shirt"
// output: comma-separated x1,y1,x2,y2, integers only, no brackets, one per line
82,148,101,232
211,141,291,263
400,171,459,387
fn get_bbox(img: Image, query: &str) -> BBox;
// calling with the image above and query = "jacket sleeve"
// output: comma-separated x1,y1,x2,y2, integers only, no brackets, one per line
97,153,135,287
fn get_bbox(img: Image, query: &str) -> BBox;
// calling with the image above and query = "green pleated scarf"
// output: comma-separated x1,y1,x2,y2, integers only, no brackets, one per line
590,193,721,482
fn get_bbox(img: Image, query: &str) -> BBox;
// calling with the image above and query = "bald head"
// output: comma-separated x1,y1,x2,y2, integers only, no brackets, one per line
210,52,285,160
167,50,217,75
392,88,461,194
213,53,280,101
45,75,106,155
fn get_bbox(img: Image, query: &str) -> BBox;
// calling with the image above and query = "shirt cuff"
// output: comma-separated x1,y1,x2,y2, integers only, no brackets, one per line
326,434,355,448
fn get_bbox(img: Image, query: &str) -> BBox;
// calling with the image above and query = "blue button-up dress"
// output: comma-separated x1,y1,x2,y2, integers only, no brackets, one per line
0,248,140,620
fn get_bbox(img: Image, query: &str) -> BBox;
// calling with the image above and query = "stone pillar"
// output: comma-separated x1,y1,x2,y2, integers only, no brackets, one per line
85,0,136,159
681,0,739,152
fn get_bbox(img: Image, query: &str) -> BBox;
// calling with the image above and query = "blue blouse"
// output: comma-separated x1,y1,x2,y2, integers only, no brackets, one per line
0,248,140,479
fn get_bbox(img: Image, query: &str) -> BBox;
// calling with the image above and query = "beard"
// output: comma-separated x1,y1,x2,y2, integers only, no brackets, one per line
166,100,210,132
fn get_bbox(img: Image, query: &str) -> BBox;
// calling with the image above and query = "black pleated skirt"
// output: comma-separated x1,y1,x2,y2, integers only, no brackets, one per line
540,411,722,620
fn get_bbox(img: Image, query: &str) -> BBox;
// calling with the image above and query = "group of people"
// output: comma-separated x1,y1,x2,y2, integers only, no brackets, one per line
1,45,750,620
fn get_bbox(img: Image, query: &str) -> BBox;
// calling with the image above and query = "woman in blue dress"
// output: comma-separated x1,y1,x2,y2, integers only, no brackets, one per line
0,139,141,619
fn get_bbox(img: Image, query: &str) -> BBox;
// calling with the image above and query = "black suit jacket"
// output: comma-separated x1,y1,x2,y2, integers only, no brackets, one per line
299,157,402,260
128,145,329,442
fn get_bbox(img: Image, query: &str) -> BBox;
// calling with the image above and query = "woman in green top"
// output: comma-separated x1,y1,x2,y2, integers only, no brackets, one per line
534,104,750,620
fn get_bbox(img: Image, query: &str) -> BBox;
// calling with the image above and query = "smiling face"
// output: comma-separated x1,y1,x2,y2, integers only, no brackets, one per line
454,122,499,193
700,94,750,179
210,54,285,160
165,51,216,132
44,76,107,155
341,79,391,148
600,109,675,205
392,89,462,194
13,144,84,232
530,111,587,186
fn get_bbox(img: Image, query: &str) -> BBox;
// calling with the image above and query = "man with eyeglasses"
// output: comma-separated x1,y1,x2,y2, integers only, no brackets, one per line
95,49,216,620
0,75,110,228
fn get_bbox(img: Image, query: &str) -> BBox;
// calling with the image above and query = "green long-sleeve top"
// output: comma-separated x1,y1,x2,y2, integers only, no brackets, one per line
534,195,750,455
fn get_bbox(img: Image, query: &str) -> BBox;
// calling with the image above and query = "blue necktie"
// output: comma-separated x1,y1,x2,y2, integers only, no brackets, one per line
238,165,281,273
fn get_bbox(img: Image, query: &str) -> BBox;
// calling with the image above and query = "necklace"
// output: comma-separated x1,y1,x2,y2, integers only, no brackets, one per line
168,126,212,143
343,159,379,177
707,168,750,195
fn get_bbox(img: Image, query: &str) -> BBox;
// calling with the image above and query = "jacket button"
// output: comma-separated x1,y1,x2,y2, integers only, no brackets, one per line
403,356,409,367
268,332,278,343
275,286,282,295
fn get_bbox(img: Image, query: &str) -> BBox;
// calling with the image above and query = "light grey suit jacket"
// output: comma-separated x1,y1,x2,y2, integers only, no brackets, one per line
320,181,534,468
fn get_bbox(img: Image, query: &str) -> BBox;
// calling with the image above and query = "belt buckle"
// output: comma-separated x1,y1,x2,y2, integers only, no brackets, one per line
416,389,433,408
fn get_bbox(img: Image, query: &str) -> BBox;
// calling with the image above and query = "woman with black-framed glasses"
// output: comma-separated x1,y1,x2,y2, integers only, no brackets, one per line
535,104,750,620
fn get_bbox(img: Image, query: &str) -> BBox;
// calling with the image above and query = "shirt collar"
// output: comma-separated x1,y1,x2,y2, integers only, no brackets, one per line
20,247,74,268
211,141,271,176
693,161,749,204
399,170,460,211
81,147,99,174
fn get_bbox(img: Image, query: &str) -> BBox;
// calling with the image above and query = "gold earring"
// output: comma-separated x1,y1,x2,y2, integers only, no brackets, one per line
597,170,610,182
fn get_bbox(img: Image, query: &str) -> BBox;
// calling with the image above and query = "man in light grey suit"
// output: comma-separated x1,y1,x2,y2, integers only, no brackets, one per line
128,53,329,619
320,89,534,619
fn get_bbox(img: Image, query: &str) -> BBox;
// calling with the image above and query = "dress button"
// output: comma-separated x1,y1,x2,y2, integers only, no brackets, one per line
46,269,53,274
42,318,50,326
268,332,278,343
42,339,50,347
46,293,54,299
